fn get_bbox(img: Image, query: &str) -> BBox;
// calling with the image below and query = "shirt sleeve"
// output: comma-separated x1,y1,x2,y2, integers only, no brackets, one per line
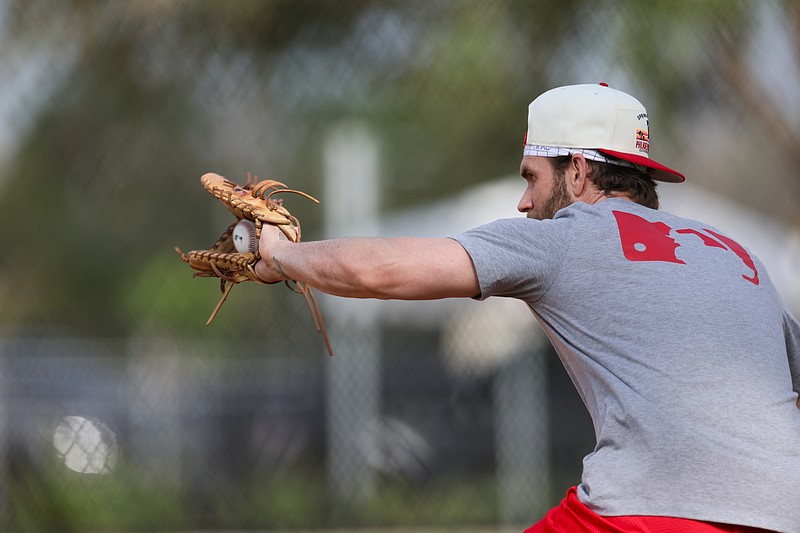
785,306,800,395
451,217,572,302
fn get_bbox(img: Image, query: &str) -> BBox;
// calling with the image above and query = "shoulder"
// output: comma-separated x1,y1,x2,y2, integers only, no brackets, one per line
457,214,575,246
565,199,712,235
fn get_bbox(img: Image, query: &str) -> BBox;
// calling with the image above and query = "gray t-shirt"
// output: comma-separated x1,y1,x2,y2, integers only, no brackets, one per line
453,198,800,532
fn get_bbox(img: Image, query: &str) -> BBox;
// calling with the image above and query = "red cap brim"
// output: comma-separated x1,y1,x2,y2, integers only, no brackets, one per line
599,149,685,183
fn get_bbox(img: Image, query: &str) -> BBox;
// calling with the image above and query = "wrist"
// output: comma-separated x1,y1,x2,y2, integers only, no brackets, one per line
256,239,292,283
270,254,291,281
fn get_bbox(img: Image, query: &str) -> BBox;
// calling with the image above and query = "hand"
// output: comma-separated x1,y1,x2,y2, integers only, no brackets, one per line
254,224,291,284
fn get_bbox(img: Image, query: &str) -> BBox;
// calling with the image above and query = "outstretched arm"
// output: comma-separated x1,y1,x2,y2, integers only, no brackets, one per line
254,225,480,300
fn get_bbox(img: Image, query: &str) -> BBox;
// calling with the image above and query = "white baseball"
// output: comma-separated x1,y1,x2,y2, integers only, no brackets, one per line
232,219,258,253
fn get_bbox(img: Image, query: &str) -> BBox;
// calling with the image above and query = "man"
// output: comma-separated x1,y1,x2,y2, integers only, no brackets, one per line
255,84,800,532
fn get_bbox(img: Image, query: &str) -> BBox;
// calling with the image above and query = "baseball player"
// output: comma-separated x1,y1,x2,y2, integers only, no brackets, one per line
255,84,800,532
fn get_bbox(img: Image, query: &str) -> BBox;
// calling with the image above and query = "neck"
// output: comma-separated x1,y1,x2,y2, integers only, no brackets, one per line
579,189,634,205
603,192,635,202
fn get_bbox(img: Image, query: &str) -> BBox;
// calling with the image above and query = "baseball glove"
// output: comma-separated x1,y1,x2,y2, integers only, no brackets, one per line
175,172,333,356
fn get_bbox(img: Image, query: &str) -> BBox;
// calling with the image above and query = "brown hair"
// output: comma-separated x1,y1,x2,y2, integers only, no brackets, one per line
549,155,659,209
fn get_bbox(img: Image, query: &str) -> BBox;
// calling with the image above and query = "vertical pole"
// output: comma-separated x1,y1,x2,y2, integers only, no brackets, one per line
126,336,184,490
322,122,382,503
495,336,551,524
443,299,552,524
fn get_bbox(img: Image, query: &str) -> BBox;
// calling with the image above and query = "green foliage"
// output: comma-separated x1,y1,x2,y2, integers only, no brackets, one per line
120,251,221,335
213,469,330,530
612,0,753,121
0,32,206,335
4,459,498,531
5,463,185,532
119,249,316,345
355,475,498,527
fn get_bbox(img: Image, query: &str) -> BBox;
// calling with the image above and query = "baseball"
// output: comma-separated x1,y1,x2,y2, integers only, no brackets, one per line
232,219,258,253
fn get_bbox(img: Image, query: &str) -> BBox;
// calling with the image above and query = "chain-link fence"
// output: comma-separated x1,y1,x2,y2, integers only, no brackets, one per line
1,1,799,531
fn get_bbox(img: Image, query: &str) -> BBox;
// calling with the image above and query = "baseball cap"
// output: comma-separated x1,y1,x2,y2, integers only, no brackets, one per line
524,83,685,183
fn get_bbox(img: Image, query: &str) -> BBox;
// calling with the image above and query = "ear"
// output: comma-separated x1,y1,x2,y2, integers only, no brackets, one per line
567,153,591,199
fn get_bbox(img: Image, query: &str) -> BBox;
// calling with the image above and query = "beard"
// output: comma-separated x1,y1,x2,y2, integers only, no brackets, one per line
528,172,571,220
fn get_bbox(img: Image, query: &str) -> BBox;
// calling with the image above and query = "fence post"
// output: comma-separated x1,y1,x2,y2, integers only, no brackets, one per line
126,336,185,490
322,122,382,503
495,336,551,524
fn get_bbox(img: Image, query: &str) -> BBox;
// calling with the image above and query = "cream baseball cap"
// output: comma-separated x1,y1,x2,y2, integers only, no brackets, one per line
524,83,685,183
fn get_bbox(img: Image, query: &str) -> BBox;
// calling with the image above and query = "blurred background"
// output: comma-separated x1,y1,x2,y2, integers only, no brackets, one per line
1,0,799,531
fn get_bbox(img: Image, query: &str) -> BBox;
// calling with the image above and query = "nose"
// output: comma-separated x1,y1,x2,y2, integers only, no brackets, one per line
517,190,532,213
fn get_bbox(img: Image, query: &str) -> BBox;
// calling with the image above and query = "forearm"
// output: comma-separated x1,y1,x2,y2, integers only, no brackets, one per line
257,236,479,300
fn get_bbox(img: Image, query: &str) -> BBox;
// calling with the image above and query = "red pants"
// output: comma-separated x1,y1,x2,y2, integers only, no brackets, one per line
524,487,777,533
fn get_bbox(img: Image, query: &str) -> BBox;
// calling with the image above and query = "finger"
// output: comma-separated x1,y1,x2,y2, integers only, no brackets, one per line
257,224,282,257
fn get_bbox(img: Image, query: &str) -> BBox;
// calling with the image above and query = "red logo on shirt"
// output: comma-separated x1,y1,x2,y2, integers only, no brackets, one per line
612,210,759,285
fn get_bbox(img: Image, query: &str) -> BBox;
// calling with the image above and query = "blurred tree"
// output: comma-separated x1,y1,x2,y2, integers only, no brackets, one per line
615,0,800,224
0,12,204,334
360,0,587,206
0,0,376,336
